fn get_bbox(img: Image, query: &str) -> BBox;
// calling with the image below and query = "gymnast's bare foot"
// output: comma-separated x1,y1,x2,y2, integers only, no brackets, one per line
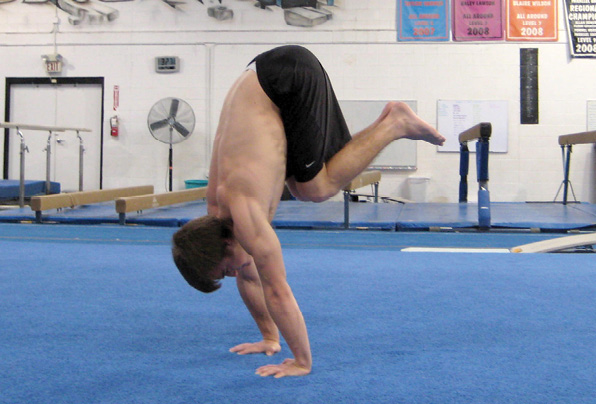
381,101,446,146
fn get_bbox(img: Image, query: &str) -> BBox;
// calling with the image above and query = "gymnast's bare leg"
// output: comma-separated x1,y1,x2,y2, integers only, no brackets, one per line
287,102,445,202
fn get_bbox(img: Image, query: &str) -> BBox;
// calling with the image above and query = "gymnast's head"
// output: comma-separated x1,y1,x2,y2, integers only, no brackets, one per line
172,215,234,293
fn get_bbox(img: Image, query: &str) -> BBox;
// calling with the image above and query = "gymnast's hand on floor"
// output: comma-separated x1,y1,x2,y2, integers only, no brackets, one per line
255,358,311,378
229,339,281,356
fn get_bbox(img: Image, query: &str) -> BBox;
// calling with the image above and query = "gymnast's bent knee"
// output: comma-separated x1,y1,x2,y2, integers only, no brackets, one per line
286,177,338,203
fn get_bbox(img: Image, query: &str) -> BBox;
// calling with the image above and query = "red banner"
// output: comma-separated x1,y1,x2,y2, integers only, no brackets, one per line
506,0,558,41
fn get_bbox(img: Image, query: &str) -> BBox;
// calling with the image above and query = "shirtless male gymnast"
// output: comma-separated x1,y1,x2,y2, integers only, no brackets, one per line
172,45,445,378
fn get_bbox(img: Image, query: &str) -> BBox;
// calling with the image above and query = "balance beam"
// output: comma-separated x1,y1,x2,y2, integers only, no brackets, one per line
558,130,596,145
30,185,154,223
116,187,208,225
459,122,492,143
557,130,596,204
345,170,382,192
343,170,382,229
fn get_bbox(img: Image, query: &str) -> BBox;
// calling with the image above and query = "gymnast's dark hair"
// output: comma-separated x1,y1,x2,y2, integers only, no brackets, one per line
172,215,234,293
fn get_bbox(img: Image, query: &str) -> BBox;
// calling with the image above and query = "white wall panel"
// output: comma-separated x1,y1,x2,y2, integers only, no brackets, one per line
1,1,595,202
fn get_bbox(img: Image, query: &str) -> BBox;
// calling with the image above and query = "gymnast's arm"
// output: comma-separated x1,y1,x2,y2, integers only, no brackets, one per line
230,261,281,356
229,195,312,377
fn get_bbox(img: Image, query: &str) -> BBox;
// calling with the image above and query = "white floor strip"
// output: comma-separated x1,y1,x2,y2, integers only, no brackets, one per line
402,247,511,253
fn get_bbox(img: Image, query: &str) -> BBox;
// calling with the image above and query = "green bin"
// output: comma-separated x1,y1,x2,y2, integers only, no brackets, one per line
184,180,209,189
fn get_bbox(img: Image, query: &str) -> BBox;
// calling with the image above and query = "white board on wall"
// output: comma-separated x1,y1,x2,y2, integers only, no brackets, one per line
339,100,417,169
587,100,596,131
437,100,508,153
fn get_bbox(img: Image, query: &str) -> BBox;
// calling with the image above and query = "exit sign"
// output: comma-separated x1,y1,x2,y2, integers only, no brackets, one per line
42,54,63,74
45,60,63,73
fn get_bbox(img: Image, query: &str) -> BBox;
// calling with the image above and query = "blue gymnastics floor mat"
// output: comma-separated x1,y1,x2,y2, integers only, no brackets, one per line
135,200,401,230
273,201,401,230
0,203,120,225
1,199,595,231
396,202,596,231
570,202,596,217
2,225,595,403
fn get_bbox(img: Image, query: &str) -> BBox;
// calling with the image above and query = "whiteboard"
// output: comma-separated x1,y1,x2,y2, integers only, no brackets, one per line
587,100,596,131
437,100,508,153
339,100,417,169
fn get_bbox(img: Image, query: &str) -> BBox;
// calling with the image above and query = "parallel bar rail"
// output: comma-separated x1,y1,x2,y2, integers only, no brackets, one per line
0,122,90,132
1,122,92,206
458,123,492,229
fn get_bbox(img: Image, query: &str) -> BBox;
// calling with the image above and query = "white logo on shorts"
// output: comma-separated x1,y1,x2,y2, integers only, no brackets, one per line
305,161,316,168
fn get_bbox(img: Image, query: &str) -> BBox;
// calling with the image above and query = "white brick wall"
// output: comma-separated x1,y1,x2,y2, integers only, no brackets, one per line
1,0,594,202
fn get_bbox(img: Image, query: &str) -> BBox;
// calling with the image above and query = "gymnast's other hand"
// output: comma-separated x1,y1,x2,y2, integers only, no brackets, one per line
255,358,311,378
229,339,281,356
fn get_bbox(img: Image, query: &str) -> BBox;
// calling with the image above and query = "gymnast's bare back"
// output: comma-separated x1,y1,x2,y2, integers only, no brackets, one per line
206,70,286,221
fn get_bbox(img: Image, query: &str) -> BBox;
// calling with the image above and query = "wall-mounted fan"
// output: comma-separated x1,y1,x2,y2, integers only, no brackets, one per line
147,97,195,191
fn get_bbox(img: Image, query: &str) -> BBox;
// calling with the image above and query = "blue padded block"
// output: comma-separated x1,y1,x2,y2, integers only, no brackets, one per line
0,180,60,199
272,201,402,230
0,204,119,224
124,217,181,227
40,201,207,227
0,208,36,223
2,197,596,232
42,204,120,225
397,203,478,230
397,202,596,231
570,203,596,217
0,204,118,225
125,200,208,227
478,189,491,228
128,200,400,229
490,202,596,230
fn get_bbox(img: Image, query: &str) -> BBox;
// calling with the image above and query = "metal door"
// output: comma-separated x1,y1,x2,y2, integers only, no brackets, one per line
6,80,103,192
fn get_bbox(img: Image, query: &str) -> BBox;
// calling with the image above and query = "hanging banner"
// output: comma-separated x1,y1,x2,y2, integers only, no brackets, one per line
564,0,596,58
452,0,504,41
397,0,450,41
506,0,558,41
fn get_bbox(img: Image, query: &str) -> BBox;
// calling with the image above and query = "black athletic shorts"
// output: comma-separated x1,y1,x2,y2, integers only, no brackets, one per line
252,45,352,183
